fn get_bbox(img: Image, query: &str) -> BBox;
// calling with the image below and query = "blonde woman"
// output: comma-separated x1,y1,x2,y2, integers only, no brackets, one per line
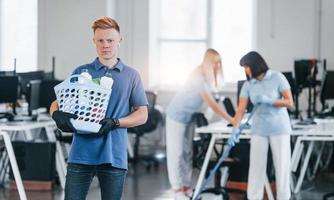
166,48,233,200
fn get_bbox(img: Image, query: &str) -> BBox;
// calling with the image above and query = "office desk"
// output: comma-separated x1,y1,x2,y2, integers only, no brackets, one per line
290,119,334,193
193,119,334,198
0,120,67,193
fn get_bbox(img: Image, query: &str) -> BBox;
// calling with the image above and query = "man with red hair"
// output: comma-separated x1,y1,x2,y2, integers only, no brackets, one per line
50,16,148,200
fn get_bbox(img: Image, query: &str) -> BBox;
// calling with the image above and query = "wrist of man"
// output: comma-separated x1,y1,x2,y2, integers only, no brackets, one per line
112,118,120,128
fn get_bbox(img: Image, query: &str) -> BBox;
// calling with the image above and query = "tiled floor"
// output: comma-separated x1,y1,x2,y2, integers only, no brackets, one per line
0,160,333,200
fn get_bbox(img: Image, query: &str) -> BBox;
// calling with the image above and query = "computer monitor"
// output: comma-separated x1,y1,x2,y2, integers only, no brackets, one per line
0,71,15,76
17,70,45,96
26,80,41,116
43,72,55,80
0,76,19,104
0,76,19,114
320,71,334,105
237,80,253,112
39,80,62,112
294,59,317,88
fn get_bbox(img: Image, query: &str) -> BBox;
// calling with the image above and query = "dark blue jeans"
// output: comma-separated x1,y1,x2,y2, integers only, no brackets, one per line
64,163,127,200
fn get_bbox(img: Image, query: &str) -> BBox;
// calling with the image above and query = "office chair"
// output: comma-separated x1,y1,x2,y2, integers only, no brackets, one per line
223,97,236,117
324,192,334,200
127,90,164,169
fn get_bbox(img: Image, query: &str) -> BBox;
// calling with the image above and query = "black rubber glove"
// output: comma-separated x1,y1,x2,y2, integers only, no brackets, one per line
98,118,120,135
52,111,78,132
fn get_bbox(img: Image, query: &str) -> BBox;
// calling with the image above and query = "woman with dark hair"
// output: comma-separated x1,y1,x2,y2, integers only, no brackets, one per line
232,51,293,200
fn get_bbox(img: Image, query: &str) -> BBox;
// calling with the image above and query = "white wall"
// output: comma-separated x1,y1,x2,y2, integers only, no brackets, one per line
38,0,111,79
38,0,150,87
321,0,334,69
256,0,333,71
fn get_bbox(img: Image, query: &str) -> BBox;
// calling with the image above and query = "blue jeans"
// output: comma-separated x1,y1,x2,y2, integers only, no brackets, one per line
65,163,127,200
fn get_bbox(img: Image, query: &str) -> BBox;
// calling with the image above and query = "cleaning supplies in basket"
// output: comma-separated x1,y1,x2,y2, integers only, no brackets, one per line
79,69,113,89
78,69,92,84
100,72,114,89
54,74,112,133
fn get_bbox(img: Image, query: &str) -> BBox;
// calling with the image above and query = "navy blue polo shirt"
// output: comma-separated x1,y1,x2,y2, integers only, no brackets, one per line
68,58,148,169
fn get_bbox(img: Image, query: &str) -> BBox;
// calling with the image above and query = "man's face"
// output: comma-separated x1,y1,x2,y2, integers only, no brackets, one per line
93,28,122,61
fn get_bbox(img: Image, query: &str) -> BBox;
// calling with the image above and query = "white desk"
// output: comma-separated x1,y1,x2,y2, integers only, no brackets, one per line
0,120,67,195
192,119,334,198
289,119,334,193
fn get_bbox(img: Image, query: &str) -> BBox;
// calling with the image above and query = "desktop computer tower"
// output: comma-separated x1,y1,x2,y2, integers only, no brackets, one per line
10,141,56,181
228,141,275,182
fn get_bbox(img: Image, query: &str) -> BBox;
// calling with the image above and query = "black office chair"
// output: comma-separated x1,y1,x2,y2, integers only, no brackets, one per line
128,90,164,169
222,97,236,117
324,192,334,200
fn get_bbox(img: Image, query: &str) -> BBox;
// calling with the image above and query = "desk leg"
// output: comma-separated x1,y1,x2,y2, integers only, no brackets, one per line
310,141,324,179
44,125,67,189
291,137,304,172
24,130,33,141
290,137,303,190
1,132,27,200
55,146,67,189
0,132,16,184
127,135,134,159
0,146,9,184
293,141,314,193
193,135,217,199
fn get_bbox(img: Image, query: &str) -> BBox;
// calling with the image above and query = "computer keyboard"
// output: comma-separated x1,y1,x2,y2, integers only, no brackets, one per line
13,115,35,121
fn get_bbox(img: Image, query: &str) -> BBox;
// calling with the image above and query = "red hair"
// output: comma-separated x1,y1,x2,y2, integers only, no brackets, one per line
91,16,120,33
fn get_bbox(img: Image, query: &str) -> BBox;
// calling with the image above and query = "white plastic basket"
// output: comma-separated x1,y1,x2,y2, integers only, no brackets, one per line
54,74,111,133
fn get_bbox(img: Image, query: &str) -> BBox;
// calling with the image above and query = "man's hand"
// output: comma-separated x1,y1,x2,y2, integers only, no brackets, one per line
253,95,275,105
97,118,120,135
227,127,240,147
52,111,78,132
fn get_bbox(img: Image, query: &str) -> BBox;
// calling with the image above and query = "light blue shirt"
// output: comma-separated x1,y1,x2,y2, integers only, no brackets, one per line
240,70,292,136
68,58,148,169
166,71,210,124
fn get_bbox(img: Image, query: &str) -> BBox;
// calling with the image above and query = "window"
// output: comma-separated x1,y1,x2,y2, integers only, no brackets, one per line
149,0,254,88
211,0,253,82
0,0,37,72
